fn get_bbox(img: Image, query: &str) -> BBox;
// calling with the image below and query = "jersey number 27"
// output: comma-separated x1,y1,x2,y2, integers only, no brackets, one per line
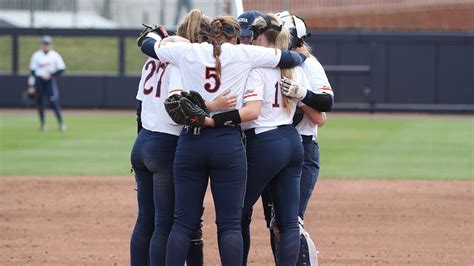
143,60,168,98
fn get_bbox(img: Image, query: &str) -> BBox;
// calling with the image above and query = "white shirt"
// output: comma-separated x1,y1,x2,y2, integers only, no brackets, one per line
154,42,282,115
29,50,65,78
296,55,333,138
136,58,183,136
241,67,307,134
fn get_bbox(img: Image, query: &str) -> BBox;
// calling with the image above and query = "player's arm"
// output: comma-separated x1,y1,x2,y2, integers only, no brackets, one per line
280,69,334,112
300,90,333,112
277,50,305,68
204,100,261,127
206,90,237,112
28,70,36,87
205,68,264,127
300,106,327,127
28,54,37,87
247,45,305,69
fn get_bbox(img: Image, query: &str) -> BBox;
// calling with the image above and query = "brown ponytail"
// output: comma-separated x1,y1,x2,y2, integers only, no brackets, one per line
210,19,223,78
253,14,296,114
209,16,240,79
177,9,211,44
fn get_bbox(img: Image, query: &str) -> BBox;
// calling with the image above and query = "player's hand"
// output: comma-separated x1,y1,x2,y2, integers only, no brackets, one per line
208,89,237,111
317,112,327,127
42,74,51,81
137,24,169,47
280,77,307,100
27,86,36,98
295,46,310,58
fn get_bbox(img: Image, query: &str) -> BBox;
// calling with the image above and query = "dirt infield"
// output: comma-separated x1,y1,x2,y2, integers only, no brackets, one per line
0,176,472,265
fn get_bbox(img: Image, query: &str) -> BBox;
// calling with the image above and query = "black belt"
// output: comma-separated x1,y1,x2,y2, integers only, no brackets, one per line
301,135,314,143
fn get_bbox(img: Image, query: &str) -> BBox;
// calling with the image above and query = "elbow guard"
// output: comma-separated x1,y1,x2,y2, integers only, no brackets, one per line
302,91,334,112
141,38,159,59
278,50,303,68
212,109,241,127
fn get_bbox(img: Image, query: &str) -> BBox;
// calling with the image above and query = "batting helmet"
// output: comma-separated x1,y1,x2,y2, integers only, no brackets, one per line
276,11,310,49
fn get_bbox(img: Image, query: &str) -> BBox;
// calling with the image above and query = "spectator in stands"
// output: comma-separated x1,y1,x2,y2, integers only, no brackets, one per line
28,35,67,132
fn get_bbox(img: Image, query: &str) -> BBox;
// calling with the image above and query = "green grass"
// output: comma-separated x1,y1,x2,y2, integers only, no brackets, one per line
0,113,136,176
318,116,473,179
0,113,473,179
0,35,12,72
0,36,147,74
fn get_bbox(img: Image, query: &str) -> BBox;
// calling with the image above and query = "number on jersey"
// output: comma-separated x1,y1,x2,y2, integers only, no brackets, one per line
272,81,286,108
143,60,168,98
204,67,221,93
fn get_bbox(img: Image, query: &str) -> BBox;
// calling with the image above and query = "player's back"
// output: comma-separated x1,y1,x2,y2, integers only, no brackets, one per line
157,42,281,113
137,57,182,136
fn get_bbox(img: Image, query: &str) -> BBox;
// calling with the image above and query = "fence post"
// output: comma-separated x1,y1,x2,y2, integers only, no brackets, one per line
29,0,35,28
12,33,19,75
118,35,126,76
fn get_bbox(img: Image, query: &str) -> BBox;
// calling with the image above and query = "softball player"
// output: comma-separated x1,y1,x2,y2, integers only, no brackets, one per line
266,11,335,266
240,14,310,265
28,35,66,131
237,10,263,45
139,15,305,266
130,10,214,266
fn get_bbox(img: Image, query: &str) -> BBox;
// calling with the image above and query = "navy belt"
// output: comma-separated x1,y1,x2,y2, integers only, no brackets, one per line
244,125,290,138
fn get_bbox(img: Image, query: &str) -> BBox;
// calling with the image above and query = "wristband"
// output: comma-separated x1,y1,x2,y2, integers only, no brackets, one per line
212,109,241,127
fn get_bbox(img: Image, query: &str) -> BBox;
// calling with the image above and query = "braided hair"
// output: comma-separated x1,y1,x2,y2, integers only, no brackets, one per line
209,16,240,79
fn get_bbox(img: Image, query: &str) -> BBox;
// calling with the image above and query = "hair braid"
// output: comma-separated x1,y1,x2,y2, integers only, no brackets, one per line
210,19,223,78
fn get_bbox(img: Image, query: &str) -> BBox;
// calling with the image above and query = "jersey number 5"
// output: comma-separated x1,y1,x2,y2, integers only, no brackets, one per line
204,67,221,93
143,61,168,98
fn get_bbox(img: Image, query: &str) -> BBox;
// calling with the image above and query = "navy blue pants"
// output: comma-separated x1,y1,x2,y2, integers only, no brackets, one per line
261,135,321,262
35,78,63,126
130,129,178,266
299,136,320,218
166,126,246,266
242,125,303,266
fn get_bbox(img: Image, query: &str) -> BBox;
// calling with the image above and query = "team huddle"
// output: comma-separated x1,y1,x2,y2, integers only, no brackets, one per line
130,8,334,266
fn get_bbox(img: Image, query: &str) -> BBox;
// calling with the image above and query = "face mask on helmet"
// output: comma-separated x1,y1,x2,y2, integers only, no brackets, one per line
276,11,310,47
250,15,283,39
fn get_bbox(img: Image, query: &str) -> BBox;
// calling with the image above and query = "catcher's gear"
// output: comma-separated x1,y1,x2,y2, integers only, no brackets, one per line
164,94,188,125
181,90,209,113
280,77,307,100
137,24,169,47
180,97,208,128
297,217,319,266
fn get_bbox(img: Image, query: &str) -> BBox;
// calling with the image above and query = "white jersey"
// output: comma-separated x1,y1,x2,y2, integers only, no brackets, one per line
154,42,282,114
136,58,183,136
29,50,65,77
296,55,333,138
241,67,308,134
